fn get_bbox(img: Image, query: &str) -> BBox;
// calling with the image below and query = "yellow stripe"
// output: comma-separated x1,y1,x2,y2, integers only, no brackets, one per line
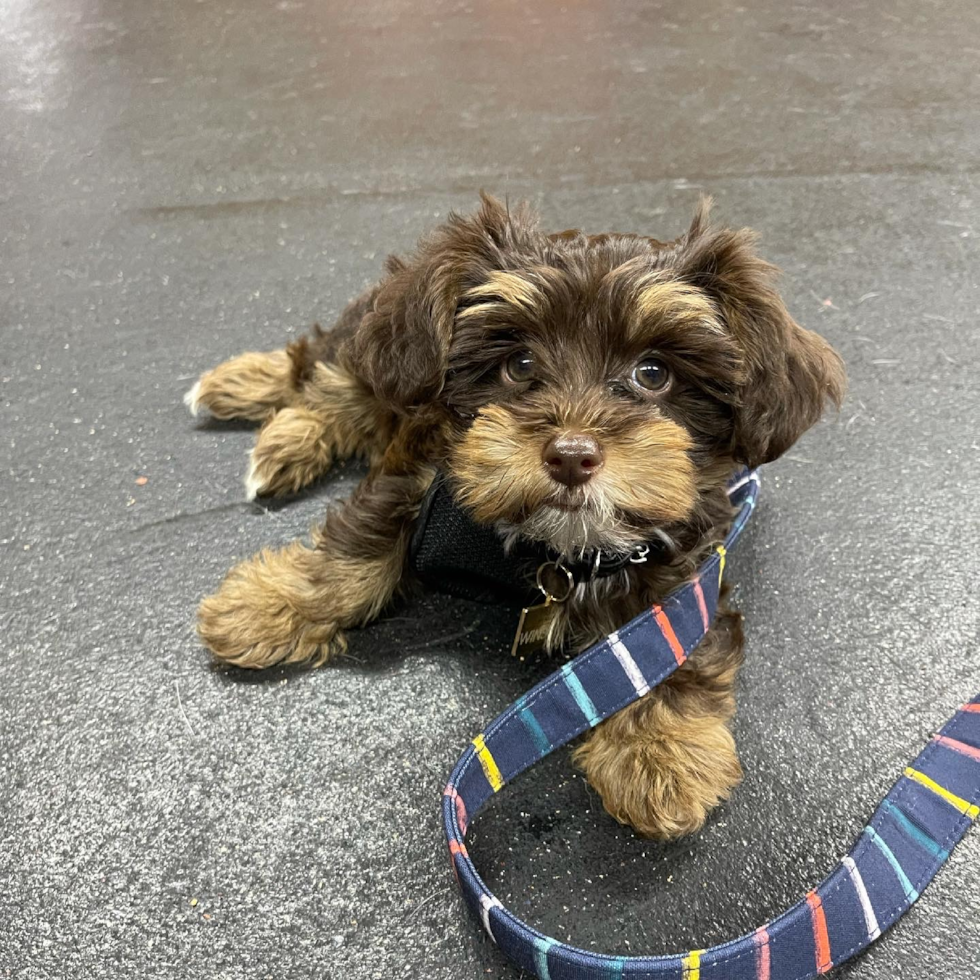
716,545,727,585
473,735,504,792
682,949,703,979
905,768,980,819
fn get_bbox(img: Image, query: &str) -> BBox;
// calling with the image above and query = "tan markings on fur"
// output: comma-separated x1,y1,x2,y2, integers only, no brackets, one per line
199,467,433,669
307,362,394,458
451,408,697,552
188,350,296,421
198,528,403,670
627,273,723,337
246,407,336,499
450,404,553,524
601,418,697,522
455,302,509,322
573,703,741,838
246,362,394,498
463,270,543,314
198,540,344,669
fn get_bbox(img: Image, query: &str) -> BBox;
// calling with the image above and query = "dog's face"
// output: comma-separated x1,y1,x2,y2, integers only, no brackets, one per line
443,263,738,554
351,195,845,556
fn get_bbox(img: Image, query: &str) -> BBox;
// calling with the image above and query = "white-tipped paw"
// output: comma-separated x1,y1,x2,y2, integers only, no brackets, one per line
244,451,269,501
243,407,333,499
183,380,203,417
180,351,292,422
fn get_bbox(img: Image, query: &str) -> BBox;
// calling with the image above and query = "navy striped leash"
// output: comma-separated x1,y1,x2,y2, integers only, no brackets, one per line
442,470,980,979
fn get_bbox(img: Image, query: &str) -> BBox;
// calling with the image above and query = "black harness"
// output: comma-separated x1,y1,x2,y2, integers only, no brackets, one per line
408,474,659,606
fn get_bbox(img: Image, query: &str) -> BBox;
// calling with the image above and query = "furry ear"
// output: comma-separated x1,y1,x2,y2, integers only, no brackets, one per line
675,199,846,466
347,193,537,411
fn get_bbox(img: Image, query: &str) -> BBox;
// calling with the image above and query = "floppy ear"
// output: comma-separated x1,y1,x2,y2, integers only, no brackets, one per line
347,192,537,411
675,200,846,466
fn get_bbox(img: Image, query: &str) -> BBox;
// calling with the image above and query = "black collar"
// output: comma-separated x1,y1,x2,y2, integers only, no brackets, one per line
553,541,651,582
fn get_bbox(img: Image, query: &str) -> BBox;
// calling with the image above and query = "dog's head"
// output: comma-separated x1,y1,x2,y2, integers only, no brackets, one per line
350,194,845,556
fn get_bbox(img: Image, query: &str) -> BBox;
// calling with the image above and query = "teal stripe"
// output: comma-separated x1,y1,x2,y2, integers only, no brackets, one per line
864,826,920,902
519,706,552,757
882,800,950,862
532,936,554,980
607,956,626,978
561,663,599,727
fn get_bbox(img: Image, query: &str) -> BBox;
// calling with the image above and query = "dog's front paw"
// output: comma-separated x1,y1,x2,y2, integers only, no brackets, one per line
573,712,742,839
246,407,333,499
197,543,345,668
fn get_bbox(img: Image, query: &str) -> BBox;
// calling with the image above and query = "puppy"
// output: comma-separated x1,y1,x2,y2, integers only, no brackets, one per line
187,194,845,839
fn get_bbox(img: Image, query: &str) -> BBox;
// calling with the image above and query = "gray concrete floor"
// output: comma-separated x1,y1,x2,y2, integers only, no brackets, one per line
2,1,979,977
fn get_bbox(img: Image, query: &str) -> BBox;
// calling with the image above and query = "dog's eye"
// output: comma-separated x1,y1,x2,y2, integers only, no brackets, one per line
631,357,670,394
502,351,536,384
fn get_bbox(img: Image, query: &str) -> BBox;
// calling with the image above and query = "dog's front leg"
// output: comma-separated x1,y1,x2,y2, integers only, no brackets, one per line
198,470,432,668
572,605,745,839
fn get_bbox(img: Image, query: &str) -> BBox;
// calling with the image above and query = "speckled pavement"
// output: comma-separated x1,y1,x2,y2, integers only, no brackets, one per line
2,1,979,977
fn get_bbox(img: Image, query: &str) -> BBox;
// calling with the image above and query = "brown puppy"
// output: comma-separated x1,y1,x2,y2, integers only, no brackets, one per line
186,194,845,839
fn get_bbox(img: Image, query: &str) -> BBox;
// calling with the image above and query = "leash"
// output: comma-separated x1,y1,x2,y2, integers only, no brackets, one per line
442,470,980,979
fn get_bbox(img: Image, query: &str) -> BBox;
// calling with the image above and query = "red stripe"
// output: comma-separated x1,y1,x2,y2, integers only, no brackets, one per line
444,785,469,835
693,578,710,632
933,734,980,763
962,703,980,713
653,605,686,665
447,838,467,883
754,926,770,980
807,890,832,974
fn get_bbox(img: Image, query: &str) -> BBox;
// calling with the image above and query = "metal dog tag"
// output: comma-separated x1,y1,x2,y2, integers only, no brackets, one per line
511,598,557,660
510,561,574,660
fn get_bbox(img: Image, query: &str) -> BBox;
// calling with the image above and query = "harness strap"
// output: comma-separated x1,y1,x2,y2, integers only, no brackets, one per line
442,470,979,979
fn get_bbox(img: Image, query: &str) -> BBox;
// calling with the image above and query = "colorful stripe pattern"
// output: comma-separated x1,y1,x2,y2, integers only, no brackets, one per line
442,470,979,979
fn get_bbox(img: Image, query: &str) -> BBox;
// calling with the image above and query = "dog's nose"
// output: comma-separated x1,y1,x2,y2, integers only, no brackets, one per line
543,433,604,487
